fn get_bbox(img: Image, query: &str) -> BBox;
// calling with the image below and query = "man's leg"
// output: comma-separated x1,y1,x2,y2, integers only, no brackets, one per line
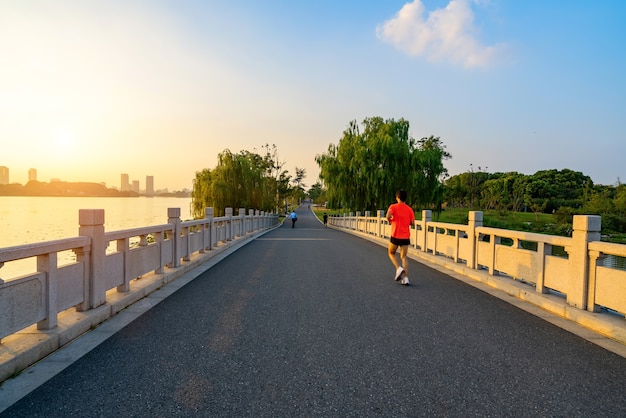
399,245,410,285
388,243,404,280
399,245,409,277
388,242,399,269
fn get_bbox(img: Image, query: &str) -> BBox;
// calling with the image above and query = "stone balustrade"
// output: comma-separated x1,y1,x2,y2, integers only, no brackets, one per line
0,207,278,382
329,210,626,321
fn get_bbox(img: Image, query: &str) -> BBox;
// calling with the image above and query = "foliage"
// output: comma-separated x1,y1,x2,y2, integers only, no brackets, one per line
308,181,324,204
191,145,301,218
445,168,593,215
443,168,626,237
315,117,450,212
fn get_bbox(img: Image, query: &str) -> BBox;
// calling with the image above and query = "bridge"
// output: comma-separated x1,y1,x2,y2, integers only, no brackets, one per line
1,206,626,415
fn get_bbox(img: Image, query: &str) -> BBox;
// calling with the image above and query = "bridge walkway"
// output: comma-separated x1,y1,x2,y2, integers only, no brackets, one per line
2,206,626,416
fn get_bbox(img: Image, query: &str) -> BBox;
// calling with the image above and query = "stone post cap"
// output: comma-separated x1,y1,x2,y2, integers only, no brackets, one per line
469,211,483,222
225,207,233,216
79,209,105,226
205,207,214,218
573,215,601,232
168,207,181,218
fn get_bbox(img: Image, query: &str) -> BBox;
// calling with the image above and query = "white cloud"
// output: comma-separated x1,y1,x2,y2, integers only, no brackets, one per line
376,0,507,68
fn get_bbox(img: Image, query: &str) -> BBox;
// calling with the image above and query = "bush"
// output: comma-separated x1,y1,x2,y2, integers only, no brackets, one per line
554,207,574,226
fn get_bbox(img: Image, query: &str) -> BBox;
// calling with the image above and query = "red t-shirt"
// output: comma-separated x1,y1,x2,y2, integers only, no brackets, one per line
387,202,415,239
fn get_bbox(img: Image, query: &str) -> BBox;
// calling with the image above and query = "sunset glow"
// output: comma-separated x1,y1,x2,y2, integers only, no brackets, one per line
1,1,625,191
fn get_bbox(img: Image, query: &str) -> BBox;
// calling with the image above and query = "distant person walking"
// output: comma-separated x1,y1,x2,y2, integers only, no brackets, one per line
290,210,298,228
323,213,328,227
386,190,415,286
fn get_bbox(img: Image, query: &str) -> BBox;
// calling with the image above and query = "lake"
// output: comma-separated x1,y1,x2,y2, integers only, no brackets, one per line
0,196,193,247
0,196,193,278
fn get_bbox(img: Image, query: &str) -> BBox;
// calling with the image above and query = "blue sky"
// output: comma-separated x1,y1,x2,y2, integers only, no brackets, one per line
1,0,625,191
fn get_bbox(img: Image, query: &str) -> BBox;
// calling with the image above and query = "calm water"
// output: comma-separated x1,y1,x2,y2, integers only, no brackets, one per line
0,196,192,278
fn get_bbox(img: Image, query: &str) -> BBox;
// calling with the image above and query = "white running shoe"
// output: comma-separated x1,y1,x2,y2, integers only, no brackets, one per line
394,267,404,281
401,276,410,286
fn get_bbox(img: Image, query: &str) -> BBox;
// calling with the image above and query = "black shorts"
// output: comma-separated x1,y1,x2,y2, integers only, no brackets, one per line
390,237,410,246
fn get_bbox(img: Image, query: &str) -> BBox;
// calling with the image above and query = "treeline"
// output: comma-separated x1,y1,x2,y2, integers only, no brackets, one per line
0,181,137,197
444,168,626,232
191,145,306,218
313,116,625,234
189,116,625,235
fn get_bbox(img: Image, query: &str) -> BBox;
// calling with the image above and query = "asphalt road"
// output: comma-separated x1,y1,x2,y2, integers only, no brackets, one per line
3,206,626,417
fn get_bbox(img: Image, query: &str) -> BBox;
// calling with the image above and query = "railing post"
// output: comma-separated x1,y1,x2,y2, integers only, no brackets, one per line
168,208,181,268
78,209,106,309
155,231,166,273
205,207,214,250
182,221,191,262
225,207,233,240
587,249,603,312
239,208,246,236
116,237,130,292
248,209,254,233
36,252,57,330
567,215,601,309
468,211,482,269
377,210,384,238
418,210,432,251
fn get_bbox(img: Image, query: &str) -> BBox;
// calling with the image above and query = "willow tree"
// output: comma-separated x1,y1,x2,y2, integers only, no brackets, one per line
316,117,450,212
191,149,273,217
408,136,451,210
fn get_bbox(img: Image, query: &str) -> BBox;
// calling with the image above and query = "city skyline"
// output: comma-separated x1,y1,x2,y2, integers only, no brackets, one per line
0,165,182,192
1,1,625,190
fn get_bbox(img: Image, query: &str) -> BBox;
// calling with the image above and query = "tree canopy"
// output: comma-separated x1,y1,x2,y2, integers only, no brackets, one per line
191,145,300,218
444,168,594,213
315,117,450,212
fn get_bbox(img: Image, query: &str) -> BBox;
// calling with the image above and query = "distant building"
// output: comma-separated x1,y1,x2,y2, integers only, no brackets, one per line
146,175,154,197
121,173,130,192
132,180,139,193
0,166,8,185
28,168,37,182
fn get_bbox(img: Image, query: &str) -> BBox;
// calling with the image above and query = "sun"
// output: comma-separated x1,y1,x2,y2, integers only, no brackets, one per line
41,127,84,169
54,128,75,153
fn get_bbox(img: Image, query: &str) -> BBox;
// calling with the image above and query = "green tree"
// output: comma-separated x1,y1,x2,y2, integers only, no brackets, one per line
506,172,528,212
582,185,614,215
316,117,450,212
260,143,291,213
481,178,507,210
308,181,324,203
191,149,272,217
614,184,626,216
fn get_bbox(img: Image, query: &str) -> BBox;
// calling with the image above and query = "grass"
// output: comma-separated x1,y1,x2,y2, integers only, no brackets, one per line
432,208,562,235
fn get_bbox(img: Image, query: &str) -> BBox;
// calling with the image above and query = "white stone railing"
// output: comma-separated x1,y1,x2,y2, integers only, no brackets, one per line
0,207,278,344
329,210,626,319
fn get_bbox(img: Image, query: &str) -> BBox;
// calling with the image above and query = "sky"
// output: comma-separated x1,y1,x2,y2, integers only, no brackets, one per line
1,0,625,192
